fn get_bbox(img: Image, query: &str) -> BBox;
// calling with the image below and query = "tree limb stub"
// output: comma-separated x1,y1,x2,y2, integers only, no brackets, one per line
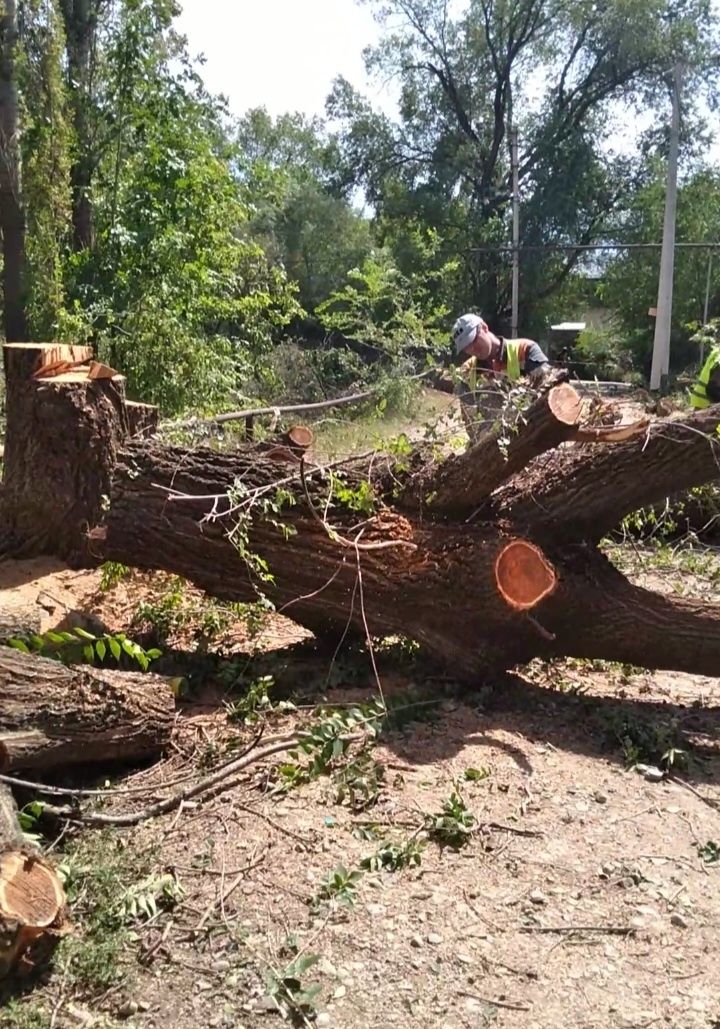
408,378,583,516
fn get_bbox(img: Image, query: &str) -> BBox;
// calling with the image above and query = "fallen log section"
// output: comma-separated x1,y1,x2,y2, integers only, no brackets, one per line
0,640,176,980
2,343,720,681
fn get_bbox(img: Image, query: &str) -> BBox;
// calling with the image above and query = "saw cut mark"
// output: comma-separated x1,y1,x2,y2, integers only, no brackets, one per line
547,383,583,425
495,539,557,611
0,853,65,927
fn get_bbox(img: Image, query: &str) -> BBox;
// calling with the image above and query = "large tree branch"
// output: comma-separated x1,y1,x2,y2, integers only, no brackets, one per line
402,375,584,516
493,407,720,542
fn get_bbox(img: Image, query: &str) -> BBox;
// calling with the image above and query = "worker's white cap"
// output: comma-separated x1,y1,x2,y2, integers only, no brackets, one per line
452,313,482,354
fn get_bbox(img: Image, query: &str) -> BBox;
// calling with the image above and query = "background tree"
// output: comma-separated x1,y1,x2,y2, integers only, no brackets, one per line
327,0,718,332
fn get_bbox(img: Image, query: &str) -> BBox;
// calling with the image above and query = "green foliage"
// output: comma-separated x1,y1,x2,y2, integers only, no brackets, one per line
316,239,457,364
275,700,386,792
328,0,718,330
425,791,477,849
55,830,158,992
333,752,386,811
360,837,425,872
225,675,277,724
329,472,376,515
265,953,321,1022
6,627,160,671
237,108,373,314
99,561,132,591
698,840,720,865
309,865,363,912
600,709,689,770
600,169,720,372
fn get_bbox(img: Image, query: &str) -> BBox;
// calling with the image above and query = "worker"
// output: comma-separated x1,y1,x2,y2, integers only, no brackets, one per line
451,312,550,380
689,344,720,409
450,312,550,437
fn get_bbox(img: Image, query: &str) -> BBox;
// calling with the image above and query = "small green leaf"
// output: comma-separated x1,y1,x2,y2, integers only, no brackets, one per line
83,644,95,663
73,628,96,641
109,638,122,661
95,639,107,662
8,638,30,653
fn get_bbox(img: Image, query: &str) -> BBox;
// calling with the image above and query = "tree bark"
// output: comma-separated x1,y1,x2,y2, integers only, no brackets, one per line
0,342,156,561
0,647,175,772
0,0,27,341
60,0,98,250
0,783,68,980
492,405,720,543
91,402,720,679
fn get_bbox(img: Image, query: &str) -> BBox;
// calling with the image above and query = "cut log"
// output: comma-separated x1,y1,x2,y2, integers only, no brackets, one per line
5,342,720,681
93,420,720,679
0,648,175,772
0,783,68,979
493,405,720,543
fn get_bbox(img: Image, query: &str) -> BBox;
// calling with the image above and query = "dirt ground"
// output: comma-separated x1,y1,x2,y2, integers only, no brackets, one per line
2,538,720,1029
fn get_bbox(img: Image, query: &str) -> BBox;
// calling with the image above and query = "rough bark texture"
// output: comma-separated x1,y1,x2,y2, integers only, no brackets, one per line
492,406,720,543
93,412,720,679
4,341,720,681
0,648,175,772
0,0,27,341
0,343,157,560
0,602,41,642
0,783,68,980
407,377,583,515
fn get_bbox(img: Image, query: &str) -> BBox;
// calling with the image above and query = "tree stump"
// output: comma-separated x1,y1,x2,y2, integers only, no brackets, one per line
0,342,157,561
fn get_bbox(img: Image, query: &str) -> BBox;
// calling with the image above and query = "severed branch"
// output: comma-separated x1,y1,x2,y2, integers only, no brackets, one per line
403,373,583,516
494,405,720,542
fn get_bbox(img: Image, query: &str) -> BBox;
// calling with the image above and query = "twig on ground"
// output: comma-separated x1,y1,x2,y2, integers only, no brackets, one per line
519,924,635,936
195,847,266,932
457,990,531,1012
39,737,300,827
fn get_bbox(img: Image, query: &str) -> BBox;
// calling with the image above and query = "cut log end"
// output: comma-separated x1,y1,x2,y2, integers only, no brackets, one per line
548,383,583,426
0,850,68,979
494,539,557,611
285,425,314,451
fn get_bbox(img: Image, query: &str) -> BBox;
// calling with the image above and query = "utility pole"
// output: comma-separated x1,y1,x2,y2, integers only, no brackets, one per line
649,62,682,392
511,128,520,339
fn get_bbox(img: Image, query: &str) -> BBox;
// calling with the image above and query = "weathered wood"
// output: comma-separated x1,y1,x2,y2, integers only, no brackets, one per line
125,400,159,439
493,405,720,543
1,342,129,560
0,648,175,772
0,783,68,980
0,602,41,642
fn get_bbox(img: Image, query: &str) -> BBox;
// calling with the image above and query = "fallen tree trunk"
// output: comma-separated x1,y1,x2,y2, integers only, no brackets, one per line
4,339,720,681
91,393,720,679
0,648,176,772
0,783,68,979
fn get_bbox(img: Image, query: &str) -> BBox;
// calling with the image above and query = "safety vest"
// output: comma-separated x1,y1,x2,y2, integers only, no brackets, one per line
485,339,531,381
689,345,720,409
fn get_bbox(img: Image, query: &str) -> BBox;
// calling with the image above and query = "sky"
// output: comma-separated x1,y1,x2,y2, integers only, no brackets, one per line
175,0,396,121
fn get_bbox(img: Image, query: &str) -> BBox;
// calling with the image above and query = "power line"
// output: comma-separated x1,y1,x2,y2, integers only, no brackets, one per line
469,242,720,254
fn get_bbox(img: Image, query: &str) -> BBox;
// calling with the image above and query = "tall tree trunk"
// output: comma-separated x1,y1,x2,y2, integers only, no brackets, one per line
61,0,97,251
0,0,27,341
